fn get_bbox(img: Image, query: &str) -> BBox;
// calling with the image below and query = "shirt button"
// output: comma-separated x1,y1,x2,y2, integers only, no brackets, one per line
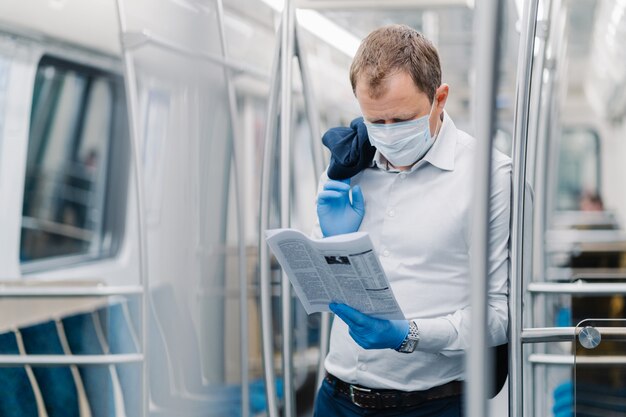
388,209,395,217
382,249,390,257
359,364,367,371
400,173,407,180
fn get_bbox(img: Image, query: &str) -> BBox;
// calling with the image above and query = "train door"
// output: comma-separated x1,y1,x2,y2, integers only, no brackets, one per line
512,0,626,416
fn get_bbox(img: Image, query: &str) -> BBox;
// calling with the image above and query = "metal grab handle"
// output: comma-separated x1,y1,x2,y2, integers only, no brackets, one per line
530,354,626,365
0,354,144,366
522,327,626,343
528,282,626,295
0,286,143,298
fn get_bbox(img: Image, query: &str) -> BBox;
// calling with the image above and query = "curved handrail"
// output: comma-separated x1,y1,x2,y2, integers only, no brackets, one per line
214,1,250,416
509,0,540,416
280,2,296,416
294,22,330,392
258,23,282,417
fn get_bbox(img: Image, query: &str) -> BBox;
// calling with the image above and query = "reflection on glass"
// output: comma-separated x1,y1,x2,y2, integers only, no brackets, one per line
574,319,626,417
556,128,601,212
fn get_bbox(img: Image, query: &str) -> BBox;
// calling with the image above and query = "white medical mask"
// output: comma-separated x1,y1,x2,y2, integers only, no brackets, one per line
365,102,437,167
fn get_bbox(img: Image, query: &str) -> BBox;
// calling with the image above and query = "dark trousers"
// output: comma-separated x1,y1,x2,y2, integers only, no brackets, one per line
314,379,463,417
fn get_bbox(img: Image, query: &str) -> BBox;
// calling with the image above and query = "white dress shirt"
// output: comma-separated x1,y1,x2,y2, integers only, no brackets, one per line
313,111,511,391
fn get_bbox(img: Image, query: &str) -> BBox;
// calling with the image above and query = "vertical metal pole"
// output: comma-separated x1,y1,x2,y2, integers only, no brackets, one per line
259,28,282,417
214,1,249,416
294,24,325,179
509,0,540,416
280,0,296,416
294,23,331,391
114,1,149,416
467,0,502,416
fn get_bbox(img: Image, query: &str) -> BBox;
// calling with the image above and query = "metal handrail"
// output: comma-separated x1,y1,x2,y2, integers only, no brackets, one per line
0,285,143,297
0,353,144,366
467,0,502,416
528,282,626,295
522,327,626,343
214,2,249,416
509,0,540,415
120,30,269,81
258,22,282,417
280,2,296,416
293,22,329,392
529,354,626,365
528,354,573,365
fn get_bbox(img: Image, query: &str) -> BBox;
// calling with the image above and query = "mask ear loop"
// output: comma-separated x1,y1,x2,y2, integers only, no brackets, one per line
429,97,443,139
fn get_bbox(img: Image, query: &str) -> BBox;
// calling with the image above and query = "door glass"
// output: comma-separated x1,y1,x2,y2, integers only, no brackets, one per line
574,319,626,416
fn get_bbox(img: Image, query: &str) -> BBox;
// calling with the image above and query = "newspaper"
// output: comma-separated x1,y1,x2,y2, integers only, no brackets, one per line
265,228,405,320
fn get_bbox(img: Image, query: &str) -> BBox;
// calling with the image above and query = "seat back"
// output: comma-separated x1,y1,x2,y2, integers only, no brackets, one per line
0,331,39,417
19,320,80,417
151,284,205,393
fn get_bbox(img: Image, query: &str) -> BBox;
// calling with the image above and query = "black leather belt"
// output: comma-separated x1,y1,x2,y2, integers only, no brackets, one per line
325,373,463,409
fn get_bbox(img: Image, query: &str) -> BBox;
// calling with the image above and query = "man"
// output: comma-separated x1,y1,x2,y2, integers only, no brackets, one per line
313,24,511,417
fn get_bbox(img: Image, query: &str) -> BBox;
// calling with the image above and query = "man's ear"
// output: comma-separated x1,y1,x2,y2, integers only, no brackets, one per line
434,84,449,112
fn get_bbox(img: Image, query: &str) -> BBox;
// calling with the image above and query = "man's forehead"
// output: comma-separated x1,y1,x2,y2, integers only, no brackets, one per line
356,77,431,120
358,74,428,101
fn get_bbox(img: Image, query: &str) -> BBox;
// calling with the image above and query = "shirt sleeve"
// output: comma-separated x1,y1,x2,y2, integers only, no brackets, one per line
414,156,511,354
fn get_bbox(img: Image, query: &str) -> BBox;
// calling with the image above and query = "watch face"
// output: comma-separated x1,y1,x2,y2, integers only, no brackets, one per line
400,339,418,353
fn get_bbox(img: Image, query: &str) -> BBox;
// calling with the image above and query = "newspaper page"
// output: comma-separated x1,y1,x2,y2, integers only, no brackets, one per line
265,228,405,320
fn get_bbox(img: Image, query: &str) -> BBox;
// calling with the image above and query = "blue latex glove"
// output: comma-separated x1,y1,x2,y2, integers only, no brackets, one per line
317,179,365,237
330,303,408,350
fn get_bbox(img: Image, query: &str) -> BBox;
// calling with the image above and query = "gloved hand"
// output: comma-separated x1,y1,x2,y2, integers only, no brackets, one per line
317,179,365,237
330,303,408,350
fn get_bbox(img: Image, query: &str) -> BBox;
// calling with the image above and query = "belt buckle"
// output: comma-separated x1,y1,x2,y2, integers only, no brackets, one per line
349,384,372,408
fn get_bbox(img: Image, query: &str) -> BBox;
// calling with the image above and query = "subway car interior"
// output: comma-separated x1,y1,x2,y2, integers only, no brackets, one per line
0,0,625,416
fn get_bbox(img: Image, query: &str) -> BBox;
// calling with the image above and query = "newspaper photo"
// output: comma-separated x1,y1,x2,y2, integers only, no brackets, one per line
265,228,405,320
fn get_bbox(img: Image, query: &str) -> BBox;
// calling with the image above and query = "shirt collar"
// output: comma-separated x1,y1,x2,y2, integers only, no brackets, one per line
372,110,457,173
422,110,457,172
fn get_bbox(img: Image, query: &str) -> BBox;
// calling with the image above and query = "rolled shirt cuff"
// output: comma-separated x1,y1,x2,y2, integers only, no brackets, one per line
413,317,457,352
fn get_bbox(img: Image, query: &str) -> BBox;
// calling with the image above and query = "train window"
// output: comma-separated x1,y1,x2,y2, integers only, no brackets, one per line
555,128,601,211
20,55,129,267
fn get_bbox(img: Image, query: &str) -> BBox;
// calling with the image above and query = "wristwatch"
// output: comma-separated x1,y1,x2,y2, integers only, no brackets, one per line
396,321,420,353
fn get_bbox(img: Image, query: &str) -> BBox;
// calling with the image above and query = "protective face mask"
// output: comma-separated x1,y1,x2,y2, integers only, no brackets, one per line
365,102,437,167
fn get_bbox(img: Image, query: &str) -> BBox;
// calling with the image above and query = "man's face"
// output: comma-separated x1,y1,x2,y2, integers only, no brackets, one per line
355,71,445,137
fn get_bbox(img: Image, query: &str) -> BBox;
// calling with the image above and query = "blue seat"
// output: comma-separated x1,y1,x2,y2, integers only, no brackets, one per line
61,311,116,417
97,302,141,417
0,331,38,417
19,320,80,417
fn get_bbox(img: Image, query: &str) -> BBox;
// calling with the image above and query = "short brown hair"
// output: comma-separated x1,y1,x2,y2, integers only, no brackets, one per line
350,24,441,102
